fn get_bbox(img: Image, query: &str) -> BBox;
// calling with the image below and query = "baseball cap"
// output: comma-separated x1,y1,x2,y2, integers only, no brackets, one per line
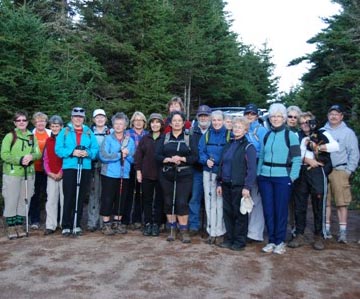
148,113,164,124
93,109,106,118
196,105,212,117
328,104,344,114
71,107,85,117
244,104,258,115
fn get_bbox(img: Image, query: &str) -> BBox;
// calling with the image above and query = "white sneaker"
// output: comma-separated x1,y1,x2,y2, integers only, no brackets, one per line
262,243,276,253
337,231,347,244
273,242,286,255
324,230,333,239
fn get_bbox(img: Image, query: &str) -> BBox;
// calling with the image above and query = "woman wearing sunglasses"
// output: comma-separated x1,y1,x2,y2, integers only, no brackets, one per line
1,111,41,239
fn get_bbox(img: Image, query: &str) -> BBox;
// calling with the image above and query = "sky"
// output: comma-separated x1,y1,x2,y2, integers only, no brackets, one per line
225,0,341,94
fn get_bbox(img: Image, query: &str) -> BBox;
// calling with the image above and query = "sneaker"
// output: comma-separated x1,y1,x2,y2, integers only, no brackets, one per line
179,230,191,243
337,231,347,244
324,230,333,239
262,243,276,253
313,235,325,250
15,225,27,238
287,234,306,248
7,226,18,240
214,236,224,246
273,242,286,255
62,228,71,237
73,227,83,236
151,224,160,237
102,224,115,236
44,229,55,236
112,222,127,234
143,223,152,236
31,223,40,230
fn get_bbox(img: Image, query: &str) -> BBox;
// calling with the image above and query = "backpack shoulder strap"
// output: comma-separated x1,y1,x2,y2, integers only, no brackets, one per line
164,132,171,145
263,129,290,149
263,131,271,147
253,124,261,142
10,130,17,150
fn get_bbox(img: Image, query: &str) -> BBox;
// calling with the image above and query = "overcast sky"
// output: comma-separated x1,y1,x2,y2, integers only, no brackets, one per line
225,0,341,93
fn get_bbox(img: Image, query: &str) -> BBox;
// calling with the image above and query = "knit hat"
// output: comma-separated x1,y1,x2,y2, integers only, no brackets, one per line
196,105,212,117
71,107,85,117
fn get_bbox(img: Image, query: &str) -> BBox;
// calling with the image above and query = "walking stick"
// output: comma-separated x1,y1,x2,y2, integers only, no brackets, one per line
24,166,29,237
117,151,124,220
170,165,178,240
73,157,83,236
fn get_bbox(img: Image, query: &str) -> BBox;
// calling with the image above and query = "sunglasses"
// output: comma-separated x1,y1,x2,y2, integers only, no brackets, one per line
15,119,28,123
244,112,257,116
73,108,85,113
287,115,297,119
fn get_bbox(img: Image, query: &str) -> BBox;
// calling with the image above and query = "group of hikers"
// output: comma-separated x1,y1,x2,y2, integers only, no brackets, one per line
1,96,359,255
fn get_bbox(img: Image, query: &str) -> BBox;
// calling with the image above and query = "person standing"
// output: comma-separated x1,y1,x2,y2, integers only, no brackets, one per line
323,104,359,243
216,117,257,251
135,113,164,236
1,111,41,239
156,111,198,243
29,112,51,229
198,110,230,244
244,103,268,242
257,103,301,255
164,96,192,134
188,105,211,235
87,108,111,232
99,112,135,236
55,107,99,236
43,115,64,235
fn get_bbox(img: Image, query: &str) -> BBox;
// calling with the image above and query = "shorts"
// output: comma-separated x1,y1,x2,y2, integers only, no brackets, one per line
327,169,352,207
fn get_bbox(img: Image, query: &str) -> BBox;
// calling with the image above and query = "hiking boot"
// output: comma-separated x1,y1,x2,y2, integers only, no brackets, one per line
15,225,27,238
73,227,83,236
337,231,347,244
273,242,286,255
134,222,142,230
231,244,245,251
313,235,325,250
7,226,18,240
112,222,127,234
166,228,177,242
102,223,115,236
262,243,276,253
180,230,191,243
44,229,55,236
151,224,160,237
287,234,306,248
143,223,152,236
31,223,40,230
62,228,71,237
324,229,333,239
189,229,199,237
217,241,233,249
87,226,97,232
204,236,216,245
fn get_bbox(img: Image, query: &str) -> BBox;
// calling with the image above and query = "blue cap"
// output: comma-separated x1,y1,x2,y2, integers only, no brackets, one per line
244,104,258,115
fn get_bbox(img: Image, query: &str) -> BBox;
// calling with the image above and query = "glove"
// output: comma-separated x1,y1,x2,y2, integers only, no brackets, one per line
240,196,254,215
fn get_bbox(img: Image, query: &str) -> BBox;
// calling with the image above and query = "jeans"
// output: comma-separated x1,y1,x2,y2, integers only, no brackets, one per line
188,169,204,231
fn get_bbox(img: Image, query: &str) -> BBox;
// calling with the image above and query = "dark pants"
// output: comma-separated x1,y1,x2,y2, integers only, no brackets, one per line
258,175,293,245
123,166,142,225
62,169,91,230
142,178,163,225
100,175,129,217
29,171,47,224
293,166,326,236
222,183,248,246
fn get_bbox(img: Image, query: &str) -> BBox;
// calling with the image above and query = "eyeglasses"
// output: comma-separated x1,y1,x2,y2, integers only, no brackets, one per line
73,108,85,113
287,115,297,119
15,119,28,123
299,122,308,126
270,115,283,119
244,112,257,116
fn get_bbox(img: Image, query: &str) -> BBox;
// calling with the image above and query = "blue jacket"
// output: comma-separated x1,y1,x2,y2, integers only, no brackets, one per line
55,123,98,170
99,133,135,178
246,120,268,157
198,126,230,173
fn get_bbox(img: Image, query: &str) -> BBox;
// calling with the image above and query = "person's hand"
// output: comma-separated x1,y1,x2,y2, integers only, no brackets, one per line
172,155,184,165
121,148,129,159
305,158,323,169
136,171,142,183
21,154,33,166
242,188,250,198
216,186,222,196
207,158,214,168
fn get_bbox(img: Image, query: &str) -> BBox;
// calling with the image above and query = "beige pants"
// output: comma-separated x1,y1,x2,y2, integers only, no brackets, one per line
45,177,64,230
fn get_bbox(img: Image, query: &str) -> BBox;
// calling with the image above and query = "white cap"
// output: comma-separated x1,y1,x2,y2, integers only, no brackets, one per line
240,196,254,215
93,109,106,118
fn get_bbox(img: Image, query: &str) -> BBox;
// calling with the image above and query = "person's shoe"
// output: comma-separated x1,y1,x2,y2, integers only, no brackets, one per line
287,234,306,248
127,223,136,230
324,229,333,239
87,226,97,232
214,236,224,245
73,227,83,236
337,230,347,244
166,228,177,242
231,244,245,251
134,222,142,230
151,224,160,236
44,229,55,236
62,228,71,237
273,242,286,255
217,241,233,249
262,243,276,253
204,236,216,245
7,226,18,240
313,235,325,250
31,223,40,230
189,229,199,237
15,225,27,238
112,222,127,234
102,223,115,236
143,223,152,236
291,226,297,238
180,230,191,243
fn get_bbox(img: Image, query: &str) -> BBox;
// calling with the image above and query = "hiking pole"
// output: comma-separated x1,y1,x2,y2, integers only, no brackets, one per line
24,166,29,237
117,151,124,222
73,156,83,237
170,165,178,240
207,157,214,243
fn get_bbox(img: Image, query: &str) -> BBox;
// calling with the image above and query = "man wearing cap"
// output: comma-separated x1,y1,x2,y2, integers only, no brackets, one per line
188,105,211,235
323,104,359,243
244,103,268,242
55,107,99,236
87,109,112,232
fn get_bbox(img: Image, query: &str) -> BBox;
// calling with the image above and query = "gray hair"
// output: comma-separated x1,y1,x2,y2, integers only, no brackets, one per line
224,113,233,121
111,112,129,127
232,116,250,131
211,110,224,120
287,105,302,116
49,115,63,126
269,103,287,120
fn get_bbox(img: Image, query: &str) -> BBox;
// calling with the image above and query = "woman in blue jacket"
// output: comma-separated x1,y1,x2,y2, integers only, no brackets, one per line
99,112,135,236
55,107,99,236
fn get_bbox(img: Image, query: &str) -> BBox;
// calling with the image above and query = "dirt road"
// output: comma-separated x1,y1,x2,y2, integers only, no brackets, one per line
0,209,359,299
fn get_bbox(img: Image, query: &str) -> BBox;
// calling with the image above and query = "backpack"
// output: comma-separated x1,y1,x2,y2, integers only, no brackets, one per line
164,131,191,150
263,128,290,149
204,129,231,145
